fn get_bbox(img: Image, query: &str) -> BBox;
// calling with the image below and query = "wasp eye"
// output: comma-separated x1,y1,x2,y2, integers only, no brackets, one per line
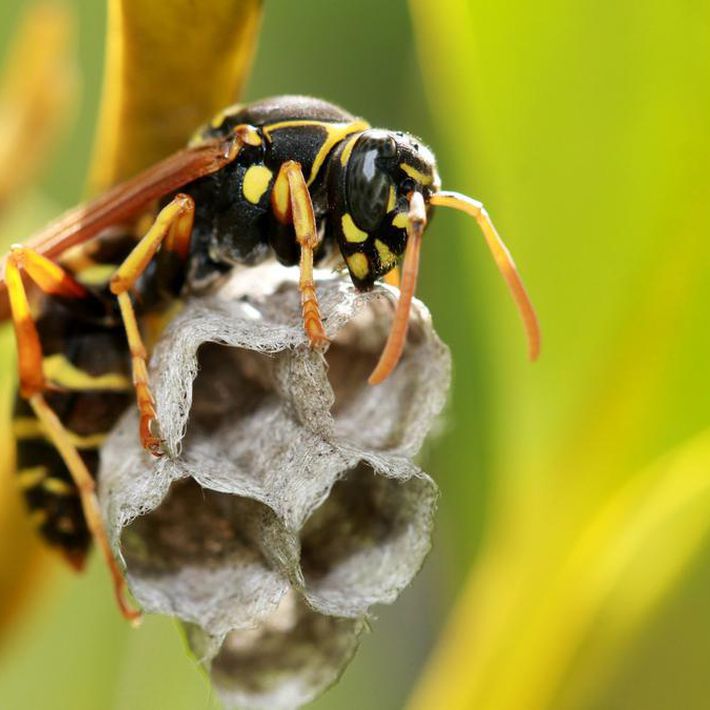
346,132,396,232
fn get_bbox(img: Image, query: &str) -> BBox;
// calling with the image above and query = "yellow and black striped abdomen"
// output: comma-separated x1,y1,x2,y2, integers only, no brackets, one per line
13,299,133,569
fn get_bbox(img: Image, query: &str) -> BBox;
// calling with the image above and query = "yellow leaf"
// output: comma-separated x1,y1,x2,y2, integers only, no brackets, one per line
407,427,710,710
408,0,710,707
0,2,76,644
0,329,54,646
90,0,263,189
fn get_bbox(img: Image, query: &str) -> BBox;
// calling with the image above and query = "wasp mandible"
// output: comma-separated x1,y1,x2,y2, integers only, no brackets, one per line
0,95,539,621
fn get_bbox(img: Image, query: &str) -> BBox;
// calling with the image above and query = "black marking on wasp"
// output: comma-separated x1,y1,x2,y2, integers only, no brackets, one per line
0,95,539,620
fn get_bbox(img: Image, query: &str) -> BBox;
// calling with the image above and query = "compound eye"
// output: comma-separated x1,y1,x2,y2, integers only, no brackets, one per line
346,133,396,232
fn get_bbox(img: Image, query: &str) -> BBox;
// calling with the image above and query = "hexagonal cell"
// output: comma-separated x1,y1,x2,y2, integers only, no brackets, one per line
122,478,289,635
202,591,364,710
325,293,450,456
298,461,437,617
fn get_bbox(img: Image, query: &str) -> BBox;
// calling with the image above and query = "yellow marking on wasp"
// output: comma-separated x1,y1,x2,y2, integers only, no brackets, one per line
69,431,107,450
263,120,369,185
43,478,74,496
387,186,396,213
74,263,118,287
17,466,48,489
400,163,433,185
340,133,360,166
13,416,107,449
29,510,48,527
210,104,240,128
341,214,369,243
188,103,244,146
309,121,369,185
60,243,98,272
12,417,44,439
188,129,206,148
346,252,370,280
43,353,132,391
375,240,397,269
392,212,409,229
242,165,273,204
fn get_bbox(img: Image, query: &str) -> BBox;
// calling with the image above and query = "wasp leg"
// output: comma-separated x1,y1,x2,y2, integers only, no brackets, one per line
222,123,263,161
29,394,140,623
276,160,328,349
5,246,86,397
109,194,195,455
383,267,401,288
5,247,140,622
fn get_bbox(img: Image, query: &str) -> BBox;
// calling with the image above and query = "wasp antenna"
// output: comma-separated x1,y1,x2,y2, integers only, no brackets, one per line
430,190,540,361
369,191,426,385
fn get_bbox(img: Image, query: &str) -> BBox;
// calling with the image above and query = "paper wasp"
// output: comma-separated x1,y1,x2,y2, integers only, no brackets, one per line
0,94,539,621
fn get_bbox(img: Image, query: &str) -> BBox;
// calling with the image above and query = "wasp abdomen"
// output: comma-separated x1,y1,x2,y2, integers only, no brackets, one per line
13,301,132,568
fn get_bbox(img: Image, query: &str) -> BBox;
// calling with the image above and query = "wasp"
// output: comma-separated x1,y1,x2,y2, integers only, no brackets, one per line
0,95,539,621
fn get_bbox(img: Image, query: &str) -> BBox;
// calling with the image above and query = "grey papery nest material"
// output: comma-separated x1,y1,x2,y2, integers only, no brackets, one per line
99,263,451,710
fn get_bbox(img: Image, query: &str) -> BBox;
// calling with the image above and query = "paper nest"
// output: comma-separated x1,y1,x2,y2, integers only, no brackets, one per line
99,263,451,710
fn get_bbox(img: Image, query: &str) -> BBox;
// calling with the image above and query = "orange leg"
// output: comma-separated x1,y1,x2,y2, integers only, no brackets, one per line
109,194,195,456
275,161,328,349
5,245,87,396
5,247,140,622
222,123,263,161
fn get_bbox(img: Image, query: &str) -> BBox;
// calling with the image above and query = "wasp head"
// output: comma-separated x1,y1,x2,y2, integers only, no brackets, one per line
328,129,440,290
328,127,540,386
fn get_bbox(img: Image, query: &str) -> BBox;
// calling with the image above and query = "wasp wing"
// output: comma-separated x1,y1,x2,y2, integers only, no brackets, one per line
0,138,232,322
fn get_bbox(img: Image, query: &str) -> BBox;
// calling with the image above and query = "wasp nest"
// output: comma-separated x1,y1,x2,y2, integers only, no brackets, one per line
99,263,450,710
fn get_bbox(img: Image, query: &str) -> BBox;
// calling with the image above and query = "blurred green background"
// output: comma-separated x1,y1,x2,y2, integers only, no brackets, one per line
1,1,710,709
